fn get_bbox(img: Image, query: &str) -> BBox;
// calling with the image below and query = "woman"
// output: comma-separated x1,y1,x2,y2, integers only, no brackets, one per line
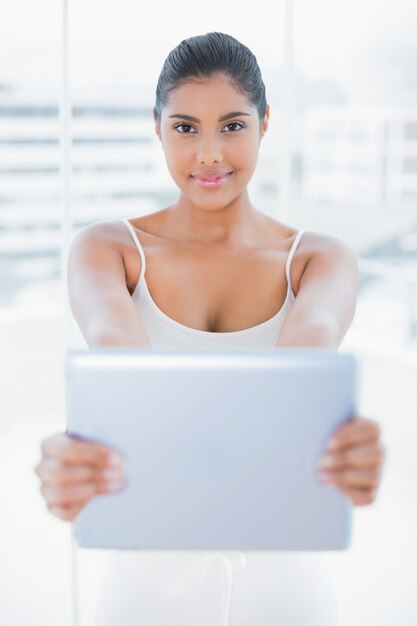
35,32,385,625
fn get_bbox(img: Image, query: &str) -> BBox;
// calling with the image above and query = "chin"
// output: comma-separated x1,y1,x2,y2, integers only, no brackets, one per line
197,194,240,212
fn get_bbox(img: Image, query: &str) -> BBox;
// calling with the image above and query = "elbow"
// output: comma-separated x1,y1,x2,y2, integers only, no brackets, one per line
85,326,118,348
85,324,134,348
277,321,344,349
85,322,152,348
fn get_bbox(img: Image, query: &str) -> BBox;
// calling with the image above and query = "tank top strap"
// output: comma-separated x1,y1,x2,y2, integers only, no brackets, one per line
120,218,146,283
285,230,305,291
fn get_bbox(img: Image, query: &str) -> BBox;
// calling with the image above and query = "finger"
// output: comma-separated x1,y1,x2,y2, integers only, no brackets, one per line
47,503,83,522
321,467,382,490
41,433,122,468
35,457,112,487
41,477,125,507
319,443,386,471
41,482,97,508
338,486,378,507
328,417,381,451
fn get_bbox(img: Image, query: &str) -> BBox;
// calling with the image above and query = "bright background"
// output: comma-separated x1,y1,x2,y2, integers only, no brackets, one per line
1,1,417,624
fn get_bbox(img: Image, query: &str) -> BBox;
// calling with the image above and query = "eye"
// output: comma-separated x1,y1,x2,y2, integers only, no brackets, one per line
172,123,197,134
172,121,246,134
223,121,245,132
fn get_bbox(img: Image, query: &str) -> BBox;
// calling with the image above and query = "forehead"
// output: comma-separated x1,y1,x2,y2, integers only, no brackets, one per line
163,74,254,118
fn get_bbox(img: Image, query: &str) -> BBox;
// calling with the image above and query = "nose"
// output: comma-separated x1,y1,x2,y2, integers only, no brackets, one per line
196,135,224,165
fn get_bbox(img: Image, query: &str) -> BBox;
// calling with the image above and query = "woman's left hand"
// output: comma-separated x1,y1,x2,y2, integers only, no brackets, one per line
317,416,386,506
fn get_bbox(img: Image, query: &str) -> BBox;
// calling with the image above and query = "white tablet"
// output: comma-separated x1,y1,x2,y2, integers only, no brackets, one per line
66,348,357,551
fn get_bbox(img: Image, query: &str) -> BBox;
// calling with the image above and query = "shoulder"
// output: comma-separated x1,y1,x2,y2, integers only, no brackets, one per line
299,229,354,254
285,227,358,296
70,218,141,267
70,219,132,250
69,210,173,294
67,220,133,279
260,217,355,295
297,230,358,274
262,216,352,257
295,230,359,302
68,219,142,288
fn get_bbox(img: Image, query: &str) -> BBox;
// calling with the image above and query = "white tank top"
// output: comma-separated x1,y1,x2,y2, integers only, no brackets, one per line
92,218,340,626
120,217,304,349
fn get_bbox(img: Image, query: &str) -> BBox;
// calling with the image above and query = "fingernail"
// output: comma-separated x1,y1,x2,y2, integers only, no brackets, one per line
318,455,335,470
103,468,124,481
317,472,332,484
107,452,124,469
107,478,125,491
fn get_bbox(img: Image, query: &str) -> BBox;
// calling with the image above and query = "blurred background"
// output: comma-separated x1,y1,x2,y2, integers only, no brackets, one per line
1,0,416,624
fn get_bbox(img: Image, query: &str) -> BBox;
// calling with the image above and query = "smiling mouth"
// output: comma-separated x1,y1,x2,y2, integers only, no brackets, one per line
190,171,234,188
190,171,234,181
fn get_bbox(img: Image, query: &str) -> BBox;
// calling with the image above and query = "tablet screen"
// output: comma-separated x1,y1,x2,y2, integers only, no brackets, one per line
67,348,356,551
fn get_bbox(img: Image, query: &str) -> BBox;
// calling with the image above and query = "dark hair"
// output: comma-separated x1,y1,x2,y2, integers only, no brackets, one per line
153,32,268,128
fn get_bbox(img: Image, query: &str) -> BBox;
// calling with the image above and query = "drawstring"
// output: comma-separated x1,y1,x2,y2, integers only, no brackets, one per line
168,551,247,626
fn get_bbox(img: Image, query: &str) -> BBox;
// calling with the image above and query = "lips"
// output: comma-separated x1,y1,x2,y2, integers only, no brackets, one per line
190,171,234,189
191,171,233,181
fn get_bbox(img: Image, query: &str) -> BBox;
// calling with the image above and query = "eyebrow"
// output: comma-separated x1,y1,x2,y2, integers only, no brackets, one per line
167,111,252,123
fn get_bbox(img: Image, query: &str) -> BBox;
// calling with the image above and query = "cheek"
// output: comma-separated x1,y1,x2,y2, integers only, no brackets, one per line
165,142,190,168
231,133,259,160
232,142,259,174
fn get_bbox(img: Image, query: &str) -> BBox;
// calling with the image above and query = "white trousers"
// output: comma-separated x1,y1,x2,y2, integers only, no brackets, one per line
93,550,340,626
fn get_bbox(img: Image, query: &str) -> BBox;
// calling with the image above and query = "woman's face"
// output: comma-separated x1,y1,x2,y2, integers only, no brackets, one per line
153,73,269,210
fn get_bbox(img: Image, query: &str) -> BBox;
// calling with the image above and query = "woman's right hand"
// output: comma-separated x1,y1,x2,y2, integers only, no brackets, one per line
34,432,125,522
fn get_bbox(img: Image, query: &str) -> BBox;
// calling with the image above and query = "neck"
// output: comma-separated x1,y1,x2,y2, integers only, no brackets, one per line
165,191,263,246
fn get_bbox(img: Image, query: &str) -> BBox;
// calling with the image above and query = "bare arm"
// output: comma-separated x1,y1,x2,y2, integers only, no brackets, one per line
276,236,359,349
275,237,386,509
67,221,151,348
35,221,150,523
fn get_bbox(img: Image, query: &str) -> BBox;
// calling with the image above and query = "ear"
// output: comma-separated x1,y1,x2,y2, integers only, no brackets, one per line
152,110,161,141
260,104,270,138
